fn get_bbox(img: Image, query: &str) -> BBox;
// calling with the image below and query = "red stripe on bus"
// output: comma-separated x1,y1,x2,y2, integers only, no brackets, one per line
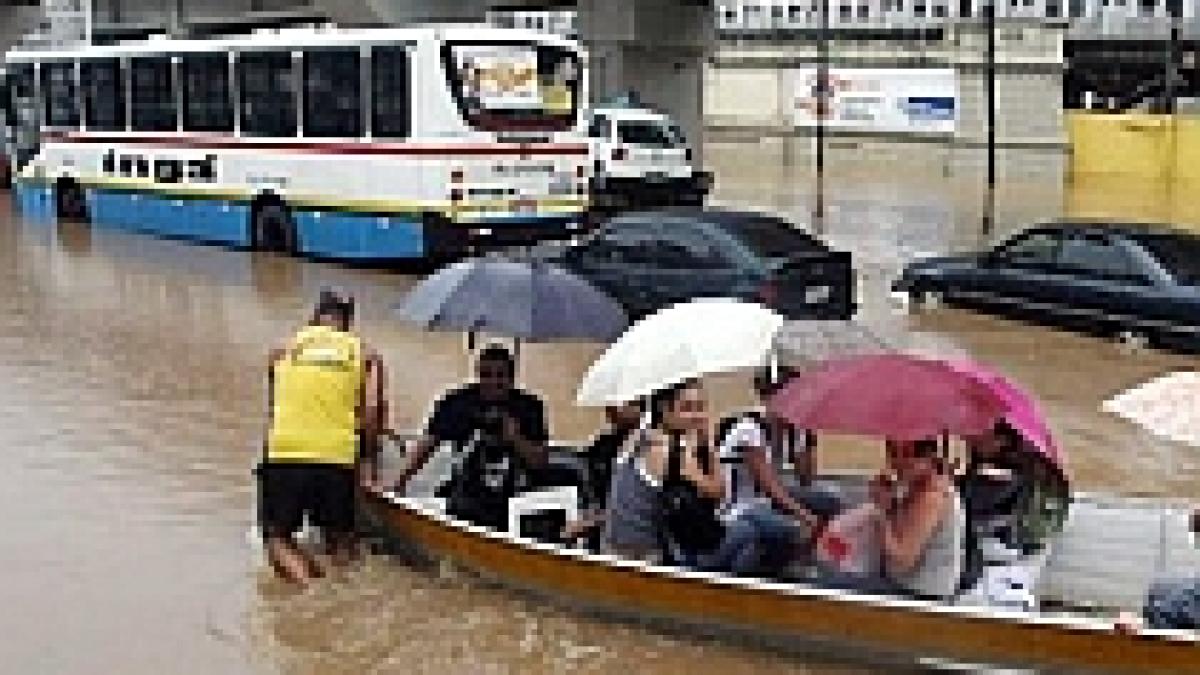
40,132,589,156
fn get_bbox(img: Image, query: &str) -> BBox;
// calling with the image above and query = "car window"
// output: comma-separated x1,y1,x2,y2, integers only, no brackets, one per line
1057,235,1146,282
718,215,825,258
651,221,734,269
996,230,1063,265
587,115,610,139
1132,233,1200,285
584,229,657,265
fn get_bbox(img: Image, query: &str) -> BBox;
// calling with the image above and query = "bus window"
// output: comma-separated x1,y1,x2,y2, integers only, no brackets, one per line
443,42,580,132
238,51,296,138
303,48,361,138
182,53,232,133
371,45,409,139
131,57,176,132
82,58,126,132
42,61,80,129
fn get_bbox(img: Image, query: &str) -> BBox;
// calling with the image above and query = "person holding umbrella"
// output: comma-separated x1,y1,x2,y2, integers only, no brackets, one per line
814,438,966,601
601,379,733,566
390,344,550,531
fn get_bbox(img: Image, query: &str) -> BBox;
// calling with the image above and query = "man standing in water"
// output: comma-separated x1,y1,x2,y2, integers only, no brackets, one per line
259,289,387,584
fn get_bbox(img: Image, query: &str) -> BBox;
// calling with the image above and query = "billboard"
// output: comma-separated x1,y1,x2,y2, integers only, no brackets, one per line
790,68,957,134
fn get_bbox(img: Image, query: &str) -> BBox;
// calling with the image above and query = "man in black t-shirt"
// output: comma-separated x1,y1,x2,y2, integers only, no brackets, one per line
392,345,549,530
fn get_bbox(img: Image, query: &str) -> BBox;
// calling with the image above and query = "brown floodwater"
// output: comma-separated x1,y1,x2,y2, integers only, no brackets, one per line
1,154,1198,674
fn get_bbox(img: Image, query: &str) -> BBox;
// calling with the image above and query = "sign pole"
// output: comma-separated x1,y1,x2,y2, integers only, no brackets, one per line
814,0,829,237
983,1,996,238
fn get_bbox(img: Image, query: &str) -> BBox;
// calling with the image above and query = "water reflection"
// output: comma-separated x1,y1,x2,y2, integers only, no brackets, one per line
2,153,1200,674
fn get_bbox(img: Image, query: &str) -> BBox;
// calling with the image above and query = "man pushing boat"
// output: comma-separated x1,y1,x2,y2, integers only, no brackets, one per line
258,289,387,584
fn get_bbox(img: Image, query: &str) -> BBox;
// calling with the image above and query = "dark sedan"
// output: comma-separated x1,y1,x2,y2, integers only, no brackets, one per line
893,222,1200,349
547,209,855,321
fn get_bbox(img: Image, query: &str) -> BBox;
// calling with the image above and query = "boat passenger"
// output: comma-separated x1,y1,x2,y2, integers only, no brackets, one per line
258,289,387,584
709,368,843,576
561,402,643,549
390,345,549,531
1117,509,1200,633
601,379,731,566
816,439,966,601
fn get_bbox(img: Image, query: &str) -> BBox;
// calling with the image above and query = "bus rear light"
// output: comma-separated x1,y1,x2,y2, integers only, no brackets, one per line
612,147,627,161
575,165,586,179
450,188,463,202
450,168,464,183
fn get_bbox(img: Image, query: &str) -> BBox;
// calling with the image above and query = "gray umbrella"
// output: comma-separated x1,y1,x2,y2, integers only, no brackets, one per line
396,256,628,343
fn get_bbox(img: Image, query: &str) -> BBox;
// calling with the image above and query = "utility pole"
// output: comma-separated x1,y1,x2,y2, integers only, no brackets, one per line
983,0,996,237
814,0,829,236
1166,0,1182,183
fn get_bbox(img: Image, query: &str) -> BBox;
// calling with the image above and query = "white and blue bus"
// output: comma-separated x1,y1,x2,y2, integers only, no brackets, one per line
3,25,590,261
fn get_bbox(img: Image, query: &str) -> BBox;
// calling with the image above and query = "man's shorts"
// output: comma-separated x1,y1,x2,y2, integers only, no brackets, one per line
257,462,356,538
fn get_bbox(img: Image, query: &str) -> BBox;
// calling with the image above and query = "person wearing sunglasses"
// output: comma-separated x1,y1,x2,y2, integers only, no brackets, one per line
391,344,549,531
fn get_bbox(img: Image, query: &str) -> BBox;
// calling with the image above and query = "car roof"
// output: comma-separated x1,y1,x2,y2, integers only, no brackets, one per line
1030,219,1200,241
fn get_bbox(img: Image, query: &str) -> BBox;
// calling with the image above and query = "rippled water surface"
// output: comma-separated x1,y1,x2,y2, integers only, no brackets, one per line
1,153,1198,673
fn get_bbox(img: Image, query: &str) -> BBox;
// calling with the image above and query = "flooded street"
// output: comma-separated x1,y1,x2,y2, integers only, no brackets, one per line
1,152,1198,673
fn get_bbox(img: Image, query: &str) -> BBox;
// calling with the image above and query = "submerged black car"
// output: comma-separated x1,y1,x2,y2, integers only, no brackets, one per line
548,209,855,321
893,222,1200,348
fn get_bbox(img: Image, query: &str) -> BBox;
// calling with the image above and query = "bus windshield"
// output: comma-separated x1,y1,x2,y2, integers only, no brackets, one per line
444,41,581,132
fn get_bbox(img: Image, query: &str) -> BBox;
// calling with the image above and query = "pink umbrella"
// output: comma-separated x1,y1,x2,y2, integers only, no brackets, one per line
768,354,1010,442
944,359,1068,479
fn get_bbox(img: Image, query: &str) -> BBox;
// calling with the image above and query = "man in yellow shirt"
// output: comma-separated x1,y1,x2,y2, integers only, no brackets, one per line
259,289,386,584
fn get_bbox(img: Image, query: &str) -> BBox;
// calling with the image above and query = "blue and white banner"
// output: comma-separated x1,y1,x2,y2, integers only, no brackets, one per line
789,68,958,134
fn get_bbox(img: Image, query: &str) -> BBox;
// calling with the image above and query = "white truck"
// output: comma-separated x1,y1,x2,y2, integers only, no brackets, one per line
585,100,711,214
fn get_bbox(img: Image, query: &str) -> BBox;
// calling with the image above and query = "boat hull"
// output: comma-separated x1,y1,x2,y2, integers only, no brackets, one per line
361,491,1199,674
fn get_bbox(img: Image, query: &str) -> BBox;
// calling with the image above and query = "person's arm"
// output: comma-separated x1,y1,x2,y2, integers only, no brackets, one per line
262,347,285,456
880,482,949,576
744,446,817,527
501,398,549,468
391,436,437,495
681,431,724,501
357,346,387,489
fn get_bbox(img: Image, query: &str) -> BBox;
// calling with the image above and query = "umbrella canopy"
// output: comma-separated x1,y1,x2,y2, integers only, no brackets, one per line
768,354,1010,441
1103,370,1200,447
946,359,1067,477
395,256,628,342
576,298,784,405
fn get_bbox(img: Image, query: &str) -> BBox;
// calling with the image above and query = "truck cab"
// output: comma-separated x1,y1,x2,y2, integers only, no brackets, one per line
585,102,711,214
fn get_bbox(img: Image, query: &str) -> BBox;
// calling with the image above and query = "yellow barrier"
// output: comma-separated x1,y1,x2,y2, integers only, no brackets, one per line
1067,112,1200,230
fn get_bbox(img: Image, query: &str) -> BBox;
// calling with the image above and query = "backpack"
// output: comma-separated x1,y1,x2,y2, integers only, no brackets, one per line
660,433,725,556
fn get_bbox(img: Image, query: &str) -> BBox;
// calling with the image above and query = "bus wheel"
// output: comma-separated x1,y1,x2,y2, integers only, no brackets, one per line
56,178,88,222
251,198,297,254
423,212,467,264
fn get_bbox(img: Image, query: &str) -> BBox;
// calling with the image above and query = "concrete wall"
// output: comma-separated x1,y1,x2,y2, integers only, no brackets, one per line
704,19,1069,181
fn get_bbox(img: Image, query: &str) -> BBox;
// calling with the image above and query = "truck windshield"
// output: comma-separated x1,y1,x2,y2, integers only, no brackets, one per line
444,41,581,133
616,119,683,148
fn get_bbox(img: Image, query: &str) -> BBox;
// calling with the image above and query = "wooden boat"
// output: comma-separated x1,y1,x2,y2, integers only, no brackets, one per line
358,434,1199,673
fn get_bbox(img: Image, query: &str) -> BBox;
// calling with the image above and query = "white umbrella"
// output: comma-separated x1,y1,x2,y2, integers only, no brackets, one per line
576,298,784,406
1102,370,1200,573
